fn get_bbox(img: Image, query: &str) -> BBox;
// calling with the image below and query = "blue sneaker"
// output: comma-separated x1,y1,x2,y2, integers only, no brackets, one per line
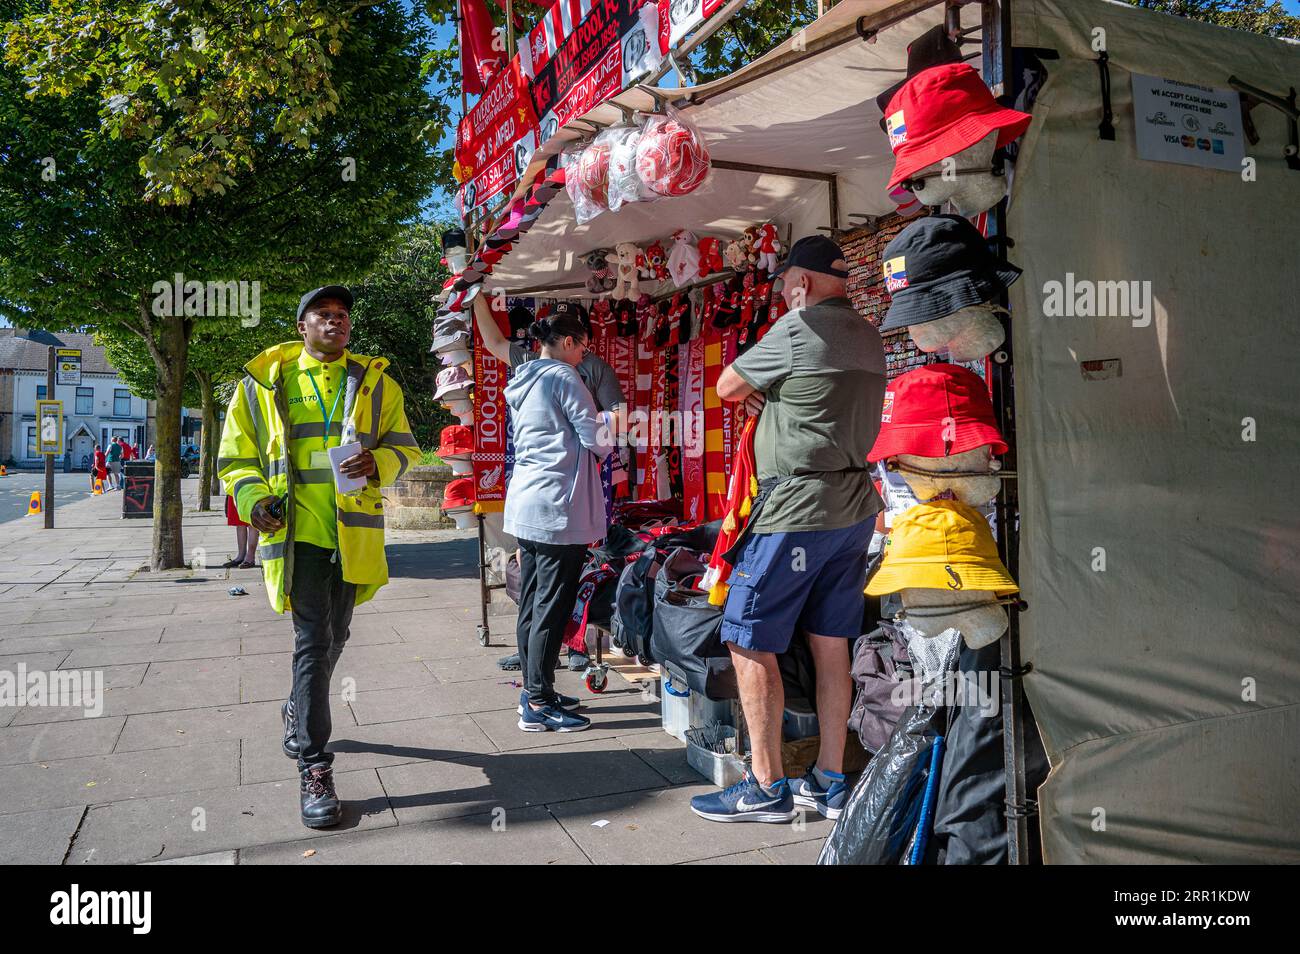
516,690,580,715
689,773,797,824
517,701,591,733
790,768,849,820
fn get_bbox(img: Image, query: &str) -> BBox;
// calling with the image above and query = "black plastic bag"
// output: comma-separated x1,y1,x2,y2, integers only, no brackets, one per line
817,703,945,865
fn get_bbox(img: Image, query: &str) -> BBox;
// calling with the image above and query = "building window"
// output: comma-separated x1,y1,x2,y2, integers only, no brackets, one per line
26,426,37,458
114,388,132,417
76,387,94,415
36,385,47,401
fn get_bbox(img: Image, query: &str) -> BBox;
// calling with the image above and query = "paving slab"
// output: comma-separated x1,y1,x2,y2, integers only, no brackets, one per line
0,805,86,864
239,806,589,865
0,627,165,654
240,712,496,784
239,652,438,703
113,698,355,753
146,850,237,865
348,677,519,725
614,732,701,786
10,656,240,726
0,740,238,813
469,685,663,753
67,767,393,864
548,784,835,865
379,736,668,825
0,716,126,766
0,649,73,672
61,636,244,669
759,838,828,865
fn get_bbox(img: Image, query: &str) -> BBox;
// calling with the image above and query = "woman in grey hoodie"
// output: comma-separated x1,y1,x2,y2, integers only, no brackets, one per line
504,312,615,732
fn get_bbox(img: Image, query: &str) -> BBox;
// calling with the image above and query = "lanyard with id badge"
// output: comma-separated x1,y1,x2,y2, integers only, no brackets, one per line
307,366,365,495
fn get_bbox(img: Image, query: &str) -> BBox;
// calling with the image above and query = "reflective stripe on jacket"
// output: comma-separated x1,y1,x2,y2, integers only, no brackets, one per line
217,341,421,613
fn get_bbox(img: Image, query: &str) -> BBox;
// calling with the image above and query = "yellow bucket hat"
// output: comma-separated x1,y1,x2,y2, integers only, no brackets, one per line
866,499,1018,596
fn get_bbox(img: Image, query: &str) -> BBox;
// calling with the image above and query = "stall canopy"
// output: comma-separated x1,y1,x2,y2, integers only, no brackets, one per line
1009,0,1300,863
485,0,945,296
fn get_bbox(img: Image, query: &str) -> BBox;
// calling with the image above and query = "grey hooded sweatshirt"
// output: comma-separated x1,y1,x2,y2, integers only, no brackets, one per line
503,358,615,545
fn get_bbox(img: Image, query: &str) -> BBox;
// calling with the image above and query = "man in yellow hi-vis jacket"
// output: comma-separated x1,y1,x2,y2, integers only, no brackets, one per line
218,285,420,828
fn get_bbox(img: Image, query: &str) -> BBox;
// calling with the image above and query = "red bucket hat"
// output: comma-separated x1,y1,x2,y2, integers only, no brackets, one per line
885,62,1032,189
442,476,476,511
436,424,474,460
868,363,1008,462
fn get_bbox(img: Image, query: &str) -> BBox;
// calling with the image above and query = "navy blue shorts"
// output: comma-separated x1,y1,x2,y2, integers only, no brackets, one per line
721,517,873,654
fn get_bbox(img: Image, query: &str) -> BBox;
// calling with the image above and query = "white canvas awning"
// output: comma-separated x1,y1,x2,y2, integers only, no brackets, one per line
484,0,948,297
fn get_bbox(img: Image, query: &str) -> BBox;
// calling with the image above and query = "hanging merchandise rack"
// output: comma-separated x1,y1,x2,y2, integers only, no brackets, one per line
438,0,1300,865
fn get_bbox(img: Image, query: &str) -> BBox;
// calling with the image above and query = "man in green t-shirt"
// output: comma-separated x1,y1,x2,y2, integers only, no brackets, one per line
690,236,886,825
105,437,123,490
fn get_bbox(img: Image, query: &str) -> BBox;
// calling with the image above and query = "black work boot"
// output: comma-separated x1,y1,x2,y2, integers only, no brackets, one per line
300,765,342,829
281,699,300,759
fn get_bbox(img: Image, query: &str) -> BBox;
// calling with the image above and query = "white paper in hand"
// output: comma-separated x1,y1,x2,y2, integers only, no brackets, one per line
327,441,367,494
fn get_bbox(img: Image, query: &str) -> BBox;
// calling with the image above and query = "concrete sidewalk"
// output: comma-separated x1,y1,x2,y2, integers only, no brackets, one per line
0,481,830,864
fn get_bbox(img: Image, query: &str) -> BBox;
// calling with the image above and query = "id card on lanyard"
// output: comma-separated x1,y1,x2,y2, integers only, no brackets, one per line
306,367,343,470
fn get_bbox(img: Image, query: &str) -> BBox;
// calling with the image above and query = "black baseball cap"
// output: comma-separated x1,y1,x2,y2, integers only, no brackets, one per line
772,235,849,279
297,285,353,322
875,25,965,130
878,214,1021,331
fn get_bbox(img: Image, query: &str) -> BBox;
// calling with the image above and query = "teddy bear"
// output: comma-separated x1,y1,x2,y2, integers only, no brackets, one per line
697,237,724,278
608,241,643,300
642,241,669,282
754,223,781,274
584,247,616,295
723,237,749,271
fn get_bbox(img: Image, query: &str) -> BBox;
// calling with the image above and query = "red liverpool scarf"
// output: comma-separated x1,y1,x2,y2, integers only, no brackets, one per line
679,335,706,525
702,415,759,605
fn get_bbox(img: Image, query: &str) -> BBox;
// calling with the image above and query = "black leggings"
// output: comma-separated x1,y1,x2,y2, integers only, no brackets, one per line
516,538,588,705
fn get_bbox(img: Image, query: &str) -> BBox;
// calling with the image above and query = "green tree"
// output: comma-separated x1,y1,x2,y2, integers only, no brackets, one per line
1119,1,1300,38
100,311,296,511
1,0,439,569
348,222,451,451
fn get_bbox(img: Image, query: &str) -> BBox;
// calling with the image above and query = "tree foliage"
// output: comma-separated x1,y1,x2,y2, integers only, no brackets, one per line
0,0,440,566
1120,0,1300,39
347,221,452,451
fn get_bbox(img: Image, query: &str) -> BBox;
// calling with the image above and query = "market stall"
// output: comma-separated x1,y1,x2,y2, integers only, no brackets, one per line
433,0,1300,864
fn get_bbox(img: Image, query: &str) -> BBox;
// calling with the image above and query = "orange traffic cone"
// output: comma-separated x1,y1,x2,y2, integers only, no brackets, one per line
26,491,42,515
0,464,7,476
93,479,104,496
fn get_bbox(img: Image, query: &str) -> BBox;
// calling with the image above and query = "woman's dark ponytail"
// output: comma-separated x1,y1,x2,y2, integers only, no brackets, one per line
530,313,587,347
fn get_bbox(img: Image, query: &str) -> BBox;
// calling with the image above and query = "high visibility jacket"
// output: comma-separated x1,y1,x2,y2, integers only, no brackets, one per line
217,342,421,613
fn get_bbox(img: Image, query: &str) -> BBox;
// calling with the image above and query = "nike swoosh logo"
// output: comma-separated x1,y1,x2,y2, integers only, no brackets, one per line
735,794,778,811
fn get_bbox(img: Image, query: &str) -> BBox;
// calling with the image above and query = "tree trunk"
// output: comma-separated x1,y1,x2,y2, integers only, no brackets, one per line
195,370,216,512
151,314,191,571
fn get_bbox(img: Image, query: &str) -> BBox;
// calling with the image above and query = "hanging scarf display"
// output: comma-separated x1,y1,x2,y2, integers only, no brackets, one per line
634,295,656,498
703,321,727,521
472,303,510,512
701,415,759,605
679,334,707,525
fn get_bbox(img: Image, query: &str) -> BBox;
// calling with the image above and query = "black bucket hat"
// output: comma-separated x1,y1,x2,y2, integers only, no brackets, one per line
879,214,1021,332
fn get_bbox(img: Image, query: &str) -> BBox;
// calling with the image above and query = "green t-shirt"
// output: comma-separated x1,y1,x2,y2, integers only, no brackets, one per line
106,442,122,463
730,297,887,533
284,349,348,550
